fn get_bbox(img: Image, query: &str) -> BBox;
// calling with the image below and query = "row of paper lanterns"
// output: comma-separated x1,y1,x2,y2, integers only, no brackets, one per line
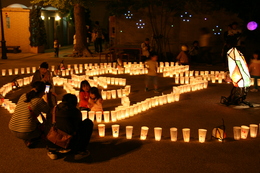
96,124,260,142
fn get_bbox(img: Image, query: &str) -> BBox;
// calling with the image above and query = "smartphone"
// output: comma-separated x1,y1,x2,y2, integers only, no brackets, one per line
45,85,50,93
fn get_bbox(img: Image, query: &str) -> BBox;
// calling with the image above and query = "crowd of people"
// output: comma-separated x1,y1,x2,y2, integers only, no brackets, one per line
8,62,105,160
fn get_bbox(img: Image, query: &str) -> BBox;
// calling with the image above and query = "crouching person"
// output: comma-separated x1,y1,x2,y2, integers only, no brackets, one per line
9,81,50,148
46,94,93,160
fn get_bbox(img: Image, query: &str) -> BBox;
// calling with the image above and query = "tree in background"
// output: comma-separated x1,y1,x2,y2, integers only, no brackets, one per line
29,4,47,47
31,0,93,57
108,0,187,60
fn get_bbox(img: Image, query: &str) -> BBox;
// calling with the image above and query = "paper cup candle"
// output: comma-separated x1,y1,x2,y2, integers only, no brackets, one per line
241,125,249,139
170,128,178,142
154,127,162,141
198,129,207,143
233,126,241,140
126,126,133,139
88,111,95,121
96,111,102,123
2,69,6,76
249,124,258,138
81,110,88,121
98,124,105,137
112,124,120,138
103,111,110,123
182,128,190,142
140,126,149,140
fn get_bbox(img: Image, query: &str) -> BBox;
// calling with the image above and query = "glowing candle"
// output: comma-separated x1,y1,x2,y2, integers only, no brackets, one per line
198,129,207,143
14,68,19,75
126,126,133,139
8,69,12,76
182,128,190,142
96,111,102,123
98,124,105,137
104,111,110,123
112,124,120,137
88,111,95,121
249,124,258,138
154,127,162,141
170,127,178,142
140,126,149,140
241,125,249,139
81,110,88,121
233,126,241,140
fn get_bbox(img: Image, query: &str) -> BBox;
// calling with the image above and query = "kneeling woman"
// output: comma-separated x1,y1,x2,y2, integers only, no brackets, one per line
46,94,93,160
9,81,50,147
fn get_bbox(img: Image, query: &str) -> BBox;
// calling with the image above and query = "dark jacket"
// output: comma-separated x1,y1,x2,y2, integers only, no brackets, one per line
50,102,82,135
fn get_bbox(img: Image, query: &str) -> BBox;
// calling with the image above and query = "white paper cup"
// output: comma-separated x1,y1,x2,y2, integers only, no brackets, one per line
96,111,102,123
198,129,207,143
112,124,120,137
81,110,88,121
170,128,178,142
98,124,105,137
88,111,95,121
154,127,162,141
126,126,133,139
111,111,117,122
182,128,190,142
103,111,110,123
249,124,258,138
233,126,241,140
241,125,249,139
140,126,149,140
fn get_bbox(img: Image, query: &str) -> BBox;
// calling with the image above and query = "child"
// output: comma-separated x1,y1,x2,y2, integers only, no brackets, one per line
79,80,91,110
249,50,260,92
54,39,59,57
88,87,103,112
176,45,189,65
145,54,159,93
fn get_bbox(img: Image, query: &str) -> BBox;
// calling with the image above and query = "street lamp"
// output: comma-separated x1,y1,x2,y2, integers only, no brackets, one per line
0,0,7,59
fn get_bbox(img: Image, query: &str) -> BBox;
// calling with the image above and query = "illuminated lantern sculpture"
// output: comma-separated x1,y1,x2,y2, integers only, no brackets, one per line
220,47,253,107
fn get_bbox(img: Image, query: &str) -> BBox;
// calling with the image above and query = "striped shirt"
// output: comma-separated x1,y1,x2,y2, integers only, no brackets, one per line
9,93,50,133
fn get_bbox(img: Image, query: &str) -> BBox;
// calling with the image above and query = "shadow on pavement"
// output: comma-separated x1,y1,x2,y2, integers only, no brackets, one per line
64,138,143,163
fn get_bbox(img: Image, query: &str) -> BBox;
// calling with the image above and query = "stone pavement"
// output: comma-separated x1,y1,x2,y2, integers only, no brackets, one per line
0,46,260,173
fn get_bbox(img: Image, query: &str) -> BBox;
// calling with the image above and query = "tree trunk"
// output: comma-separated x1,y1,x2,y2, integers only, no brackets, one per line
74,4,92,57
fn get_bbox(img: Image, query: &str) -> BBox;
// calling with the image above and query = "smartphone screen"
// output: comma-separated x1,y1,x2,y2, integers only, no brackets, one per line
45,85,50,93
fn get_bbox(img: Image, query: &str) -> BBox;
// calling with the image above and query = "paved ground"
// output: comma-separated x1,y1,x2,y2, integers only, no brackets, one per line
0,47,260,173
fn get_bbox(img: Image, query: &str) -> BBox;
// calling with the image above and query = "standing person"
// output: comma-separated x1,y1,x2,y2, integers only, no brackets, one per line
199,27,212,66
141,38,151,61
73,34,76,51
189,41,200,63
9,81,50,148
145,54,159,93
88,87,103,112
31,62,55,93
222,25,233,67
249,50,260,92
93,21,103,53
176,45,190,65
46,94,93,160
79,80,91,111
54,39,59,57
228,22,242,47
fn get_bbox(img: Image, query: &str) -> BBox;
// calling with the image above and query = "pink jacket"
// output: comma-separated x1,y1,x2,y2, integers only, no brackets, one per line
249,59,260,76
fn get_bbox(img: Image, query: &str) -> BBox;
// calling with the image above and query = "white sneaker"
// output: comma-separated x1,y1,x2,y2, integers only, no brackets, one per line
47,152,58,160
58,149,71,154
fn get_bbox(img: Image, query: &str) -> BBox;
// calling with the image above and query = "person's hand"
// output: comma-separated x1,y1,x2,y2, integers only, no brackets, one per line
42,94,48,103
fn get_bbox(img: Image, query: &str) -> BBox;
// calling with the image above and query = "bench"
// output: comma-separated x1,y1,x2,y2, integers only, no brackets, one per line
0,46,21,53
